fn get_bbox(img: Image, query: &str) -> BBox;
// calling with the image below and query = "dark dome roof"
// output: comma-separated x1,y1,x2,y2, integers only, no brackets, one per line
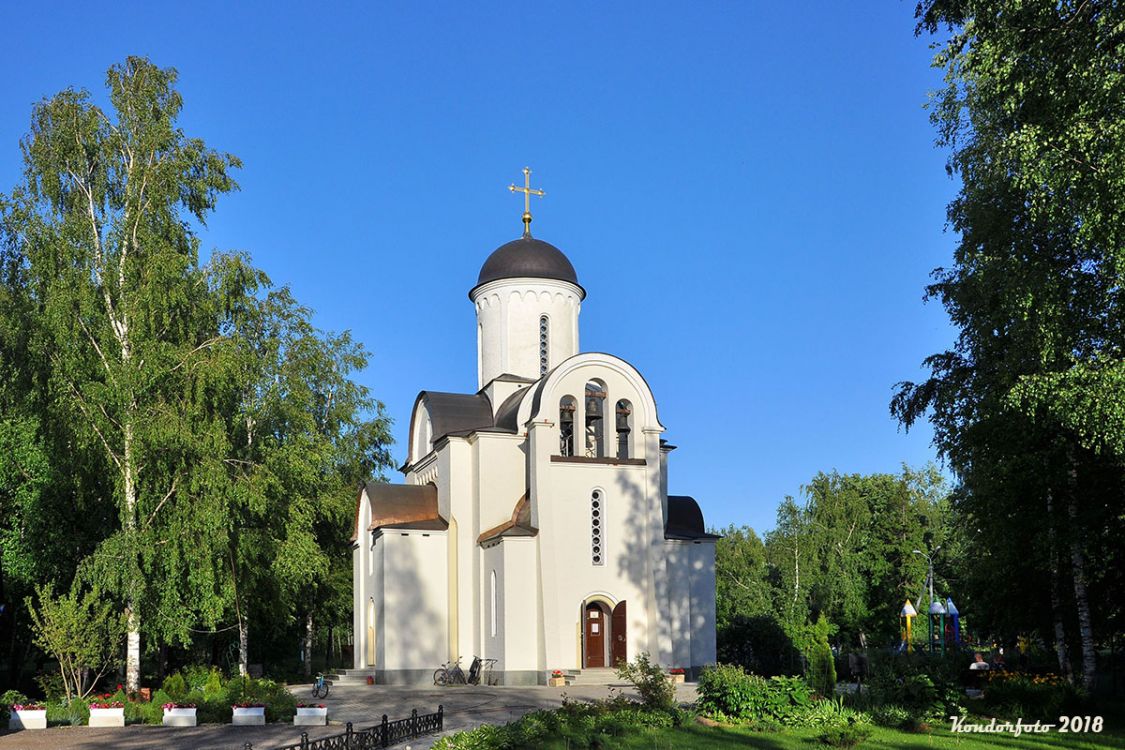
471,236,583,297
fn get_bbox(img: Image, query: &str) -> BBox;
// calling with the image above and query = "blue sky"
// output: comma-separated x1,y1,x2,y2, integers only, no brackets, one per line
1,2,958,535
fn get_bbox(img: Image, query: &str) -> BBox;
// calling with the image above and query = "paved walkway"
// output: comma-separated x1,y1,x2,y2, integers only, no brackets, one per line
0,683,699,750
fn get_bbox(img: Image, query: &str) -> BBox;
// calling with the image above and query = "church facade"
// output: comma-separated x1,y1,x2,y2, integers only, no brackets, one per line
352,203,717,685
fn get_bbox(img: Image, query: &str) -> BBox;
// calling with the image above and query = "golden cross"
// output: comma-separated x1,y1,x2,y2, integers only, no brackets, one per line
508,167,545,237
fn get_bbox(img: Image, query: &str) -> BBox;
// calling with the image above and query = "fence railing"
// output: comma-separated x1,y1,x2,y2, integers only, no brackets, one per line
243,706,444,750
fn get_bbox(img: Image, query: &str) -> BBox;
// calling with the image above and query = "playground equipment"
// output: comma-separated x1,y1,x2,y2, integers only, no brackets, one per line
946,598,961,646
899,599,917,652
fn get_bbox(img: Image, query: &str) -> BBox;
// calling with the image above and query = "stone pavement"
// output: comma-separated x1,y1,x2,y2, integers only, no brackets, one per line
0,682,699,750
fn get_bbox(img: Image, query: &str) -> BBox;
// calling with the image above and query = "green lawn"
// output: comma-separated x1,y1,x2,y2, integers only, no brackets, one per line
539,722,1124,750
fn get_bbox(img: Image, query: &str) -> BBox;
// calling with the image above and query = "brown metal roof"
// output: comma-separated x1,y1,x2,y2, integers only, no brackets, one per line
351,482,446,541
478,493,538,544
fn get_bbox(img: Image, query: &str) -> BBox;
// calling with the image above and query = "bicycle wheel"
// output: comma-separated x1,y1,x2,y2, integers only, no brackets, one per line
433,668,447,686
319,682,330,699
311,683,320,698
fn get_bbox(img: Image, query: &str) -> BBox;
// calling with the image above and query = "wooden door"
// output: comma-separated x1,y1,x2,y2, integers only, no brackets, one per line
611,600,627,667
584,603,605,668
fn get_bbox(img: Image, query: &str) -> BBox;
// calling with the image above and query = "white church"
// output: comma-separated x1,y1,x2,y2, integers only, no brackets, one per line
351,173,717,684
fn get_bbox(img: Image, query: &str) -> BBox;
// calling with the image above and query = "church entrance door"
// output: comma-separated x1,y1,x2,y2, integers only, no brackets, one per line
584,602,608,668
611,600,627,667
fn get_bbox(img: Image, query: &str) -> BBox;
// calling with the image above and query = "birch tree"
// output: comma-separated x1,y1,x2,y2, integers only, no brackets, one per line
896,0,1125,689
1,57,240,689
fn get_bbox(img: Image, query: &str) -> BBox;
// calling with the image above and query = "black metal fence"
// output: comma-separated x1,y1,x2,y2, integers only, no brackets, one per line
243,706,444,750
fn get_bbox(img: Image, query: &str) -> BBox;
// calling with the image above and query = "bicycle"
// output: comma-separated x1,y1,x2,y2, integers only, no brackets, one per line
482,658,498,686
433,657,467,686
311,672,330,699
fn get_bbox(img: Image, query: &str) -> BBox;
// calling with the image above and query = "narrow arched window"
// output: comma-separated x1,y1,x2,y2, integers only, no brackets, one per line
490,570,497,637
560,396,577,456
591,490,605,565
585,380,606,457
539,315,549,375
615,400,633,459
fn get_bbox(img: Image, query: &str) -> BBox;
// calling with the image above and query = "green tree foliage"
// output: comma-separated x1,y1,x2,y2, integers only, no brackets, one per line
25,583,124,700
895,0,1125,687
0,56,393,689
715,466,950,679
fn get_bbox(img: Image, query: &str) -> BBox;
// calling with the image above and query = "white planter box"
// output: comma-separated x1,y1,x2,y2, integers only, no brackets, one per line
9,708,47,730
163,707,198,726
88,707,125,727
232,706,266,725
294,706,327,726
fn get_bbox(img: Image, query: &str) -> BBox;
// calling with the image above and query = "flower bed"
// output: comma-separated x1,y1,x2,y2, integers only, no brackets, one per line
294,703,328,726
668,668,686,684
548,669,566,687
88,701,125,727
232,703,266,725
162,703,198,727
9,704,47,730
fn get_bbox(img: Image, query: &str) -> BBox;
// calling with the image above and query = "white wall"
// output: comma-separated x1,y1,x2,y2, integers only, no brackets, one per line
472,278,582,388
499,537,540,673
381,531,448,671
689,541,718,668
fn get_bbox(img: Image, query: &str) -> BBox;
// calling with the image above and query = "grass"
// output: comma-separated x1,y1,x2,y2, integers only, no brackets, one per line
538,721,1125,750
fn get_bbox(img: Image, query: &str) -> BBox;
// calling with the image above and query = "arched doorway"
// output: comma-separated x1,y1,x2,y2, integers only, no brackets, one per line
582,599,627,668
583,602,609,668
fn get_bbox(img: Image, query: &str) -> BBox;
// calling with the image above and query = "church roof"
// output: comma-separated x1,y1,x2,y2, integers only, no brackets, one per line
470,236,584,298
665,496,721,541
478,493,538,545
351,482,446,541
421,391,498,440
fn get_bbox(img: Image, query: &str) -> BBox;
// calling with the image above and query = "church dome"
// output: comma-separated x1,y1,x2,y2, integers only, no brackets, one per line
471,236,584,298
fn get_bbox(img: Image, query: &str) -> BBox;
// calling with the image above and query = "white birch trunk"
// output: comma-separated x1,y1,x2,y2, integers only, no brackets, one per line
123,420,141,692
1045,491,1073,681
304,613,314,678
1065,454,1097,691
239,618,249,677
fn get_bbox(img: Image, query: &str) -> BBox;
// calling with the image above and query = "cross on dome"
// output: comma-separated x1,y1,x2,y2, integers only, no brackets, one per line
508,166,545,237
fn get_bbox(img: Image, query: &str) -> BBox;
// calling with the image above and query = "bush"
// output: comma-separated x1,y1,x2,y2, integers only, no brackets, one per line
859,651,964,724
870,704,910,728
433,693,680,749
162,673,188,700
615,652,676,713
817,716,874,748
0,690,30,725
804,614,836,698
982,672,1083,720
696,664,814,725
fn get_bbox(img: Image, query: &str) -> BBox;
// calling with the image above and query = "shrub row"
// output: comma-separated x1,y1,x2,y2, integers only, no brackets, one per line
3,670,296,726
433,693,685,750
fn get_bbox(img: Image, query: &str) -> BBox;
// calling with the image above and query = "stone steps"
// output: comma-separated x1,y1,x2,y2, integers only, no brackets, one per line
563,668,624,686
324,668,377,685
